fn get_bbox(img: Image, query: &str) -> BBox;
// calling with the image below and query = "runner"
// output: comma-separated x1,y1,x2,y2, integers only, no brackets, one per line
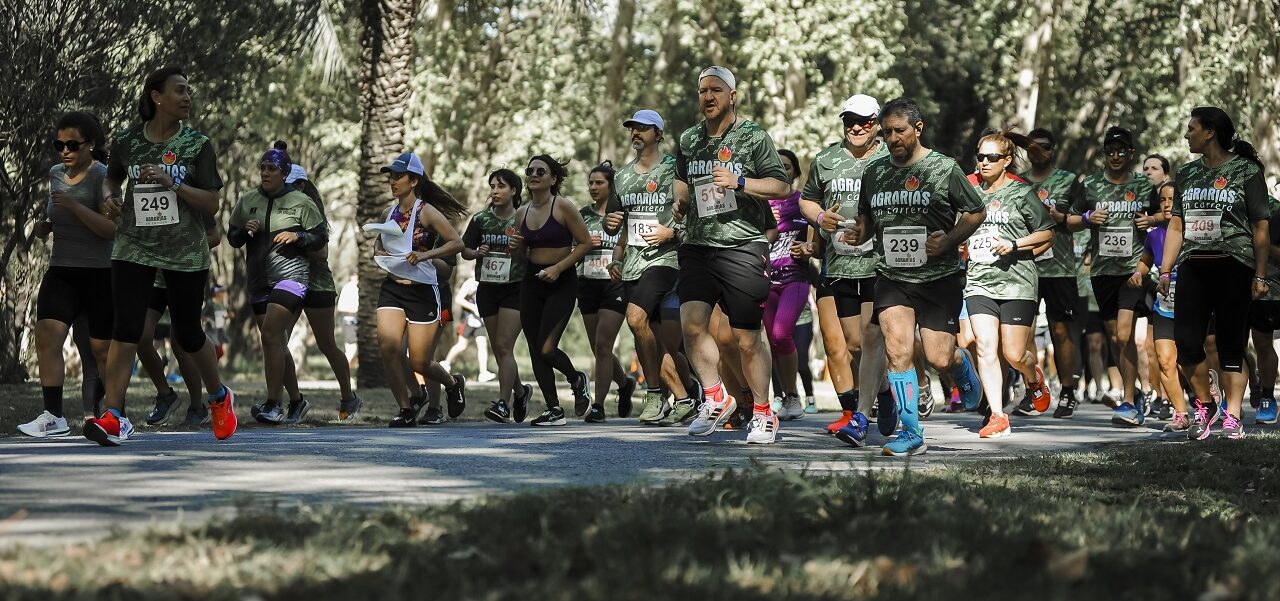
672,66,791,444
963,130,1055,438
603,109,700,426
465,169,534,423
228,142,328,425
1071,126,1157,425
1249,195,1280,426
1143,154,1171,186
442,276,497,383
1017,127,1087,418
90,67,236,445
19,112,113,438
1159,106,1270,440
797,93,898,446
370,152,468,428
764,149,813,421
848,96,986,456
576,160,636,422
417,234,462,425
508,155,595,426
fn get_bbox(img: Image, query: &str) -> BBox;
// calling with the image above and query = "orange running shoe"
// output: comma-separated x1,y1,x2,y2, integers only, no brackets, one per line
209,386,238,440
1030,366,1052,413
979,413,1011,438
826,410,853,434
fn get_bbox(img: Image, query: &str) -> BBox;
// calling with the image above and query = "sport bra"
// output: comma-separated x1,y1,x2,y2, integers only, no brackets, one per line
521,197,573,248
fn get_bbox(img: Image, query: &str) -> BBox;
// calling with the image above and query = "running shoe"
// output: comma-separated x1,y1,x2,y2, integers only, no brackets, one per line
479,371,497,383
1111,402,1141,427
1029,366,1052,413
1221,413,1244,439
657,398,698,426
1101,388,1122,408
1141,390,1156,417
419,406,447,425
145,387,180,425
942,386,964,413
881,429,927,457
770,396,783,414
876,388,897,437
338,394,364,422
484,400,511,423
638,391,668,423
445,374,467,419
584,403,607,423
778,394,805,421
183,405,210,426
833,411,870,448
389,408,417,428
617,375,637,418
803,396,818,414
1153,398,1173,421
513,384,533,423
825,410,853,435
724,405,751,430
1164,412,1192,432
1188,399,1216,441
979,413,1011,438
84,412,134,446
745,412,779,444
918,376,935,419
531,406,567,426
255,401,285,425
571,371,592,417
1256,397,1278,425
209,387,237,440
17,411,69,438
951,349,982,410
409,394,427,421
283,396,310,424
688,394,737,436
1011,395,1037,417
1052,389,1078,419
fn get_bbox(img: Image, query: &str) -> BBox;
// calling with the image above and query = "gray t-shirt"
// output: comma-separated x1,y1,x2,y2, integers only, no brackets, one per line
47,162,112,268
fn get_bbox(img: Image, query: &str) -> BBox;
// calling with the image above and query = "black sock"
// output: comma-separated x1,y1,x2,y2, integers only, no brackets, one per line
42,386,63,418
837,390,858,412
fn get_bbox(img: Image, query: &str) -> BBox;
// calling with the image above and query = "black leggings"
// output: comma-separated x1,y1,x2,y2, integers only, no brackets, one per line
112,260,208,353
1175,255,1253,372
521,263,580,408
794,321,815,396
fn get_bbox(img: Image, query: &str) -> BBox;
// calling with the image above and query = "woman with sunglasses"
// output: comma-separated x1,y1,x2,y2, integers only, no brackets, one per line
964,130,1055,439
227,143,328,425
466,169,534,423
372,152,467,427
575,160,636,422
18,112,114,438
89,67,235,445
1160,106,1270,440
508,155,596,426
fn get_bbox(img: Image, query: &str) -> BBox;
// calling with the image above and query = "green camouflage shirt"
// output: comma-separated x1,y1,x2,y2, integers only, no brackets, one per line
964,180,1056,301
802,140,889,280
675,118,788,248
1171,156,1269,269
462,206,525,284
1020,168,1079,278
607,155,680,280
856,151,986,284
1264,197,1280,301
106,123,224,271
1070,172,1155,277
577,204,619,280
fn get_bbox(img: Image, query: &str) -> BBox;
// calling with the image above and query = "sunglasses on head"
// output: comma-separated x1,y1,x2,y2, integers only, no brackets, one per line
1105,148,1131,158
53,139,86,152
975,153,1008,163
525,167,548,177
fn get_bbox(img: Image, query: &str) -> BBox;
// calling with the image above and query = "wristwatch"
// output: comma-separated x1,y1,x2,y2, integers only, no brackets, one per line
736,175,746,190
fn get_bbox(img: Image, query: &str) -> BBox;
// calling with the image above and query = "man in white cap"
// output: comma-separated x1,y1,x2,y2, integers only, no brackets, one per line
673,66,791,444
603,110,701,425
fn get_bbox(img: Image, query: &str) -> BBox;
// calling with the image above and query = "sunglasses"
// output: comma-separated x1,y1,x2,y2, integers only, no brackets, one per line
53,139,87,152
525,167,549,177
1105,149,1131,158
630,124,656,133
975,153,1008,163
387,172,408,180
843,116,877,128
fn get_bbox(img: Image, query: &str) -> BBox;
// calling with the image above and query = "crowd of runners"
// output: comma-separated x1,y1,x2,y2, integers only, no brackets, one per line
19,65,1277,456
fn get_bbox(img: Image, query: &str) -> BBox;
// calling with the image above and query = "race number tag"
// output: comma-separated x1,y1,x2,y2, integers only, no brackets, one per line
627,212,660,246
478,255,512,283
833,223,872,256
967,226,999,264
692,176,737,217
1099,225,1131,258
882,226,927,268
770,230,799,261
583,249,611,279
1036,246,1054,262
1184,209,1223,243
1157,279,1176,314
134,184,179,227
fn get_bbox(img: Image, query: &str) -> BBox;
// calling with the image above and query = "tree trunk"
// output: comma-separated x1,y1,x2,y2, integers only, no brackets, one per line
595,0,635,164
355,0,419,388
1013,0,1054,130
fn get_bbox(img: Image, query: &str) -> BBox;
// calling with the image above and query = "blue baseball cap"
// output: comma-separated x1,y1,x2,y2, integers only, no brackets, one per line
623,109,665,131
380,152,425,176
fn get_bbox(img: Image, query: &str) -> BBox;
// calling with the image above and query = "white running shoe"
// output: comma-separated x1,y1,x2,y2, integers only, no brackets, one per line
17,411,69,438
688,395,737,436
746,412,779,444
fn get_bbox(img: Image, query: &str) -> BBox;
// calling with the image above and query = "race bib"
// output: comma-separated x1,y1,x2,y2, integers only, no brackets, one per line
1184,209,1223,243
478,255,511,283
1035,246,1054,262
770,230,799,261
627,212,660,246
1157,279,1176,314
583,249,612,279
833,223,872,256
1099,225,1131,258
882,226,927,268
968,226,999,264
692,176,737,217
134,184,179,227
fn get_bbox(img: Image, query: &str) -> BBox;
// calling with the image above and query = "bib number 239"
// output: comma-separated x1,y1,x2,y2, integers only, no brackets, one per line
134,184,179,227
882,226,927,268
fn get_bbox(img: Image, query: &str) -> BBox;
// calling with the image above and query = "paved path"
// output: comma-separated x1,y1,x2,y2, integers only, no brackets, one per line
0,401,1195,547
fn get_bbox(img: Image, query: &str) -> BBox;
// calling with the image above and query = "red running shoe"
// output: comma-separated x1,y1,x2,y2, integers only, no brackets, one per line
209,386,238,440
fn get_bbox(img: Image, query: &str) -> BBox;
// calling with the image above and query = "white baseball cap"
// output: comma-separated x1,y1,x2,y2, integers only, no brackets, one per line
839,94,880,118
699,66,737,91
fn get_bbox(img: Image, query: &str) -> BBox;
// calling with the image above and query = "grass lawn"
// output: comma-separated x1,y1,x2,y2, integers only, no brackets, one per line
1,435,1277,600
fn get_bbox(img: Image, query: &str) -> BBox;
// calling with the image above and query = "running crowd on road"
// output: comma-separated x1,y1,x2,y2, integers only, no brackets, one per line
19,64,1279,457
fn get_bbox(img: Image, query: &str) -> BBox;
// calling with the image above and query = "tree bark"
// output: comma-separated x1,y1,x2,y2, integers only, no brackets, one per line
1013,0,1055,130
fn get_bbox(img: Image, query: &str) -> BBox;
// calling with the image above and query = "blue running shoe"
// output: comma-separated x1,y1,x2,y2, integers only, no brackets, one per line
834,411,870,448
1111,402,1141,427
876,389,897,437
950,349,982,410
881,429,927,457
1256,397,1277,425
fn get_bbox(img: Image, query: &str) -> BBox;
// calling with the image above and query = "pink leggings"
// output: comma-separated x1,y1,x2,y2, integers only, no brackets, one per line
763,281,810,356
